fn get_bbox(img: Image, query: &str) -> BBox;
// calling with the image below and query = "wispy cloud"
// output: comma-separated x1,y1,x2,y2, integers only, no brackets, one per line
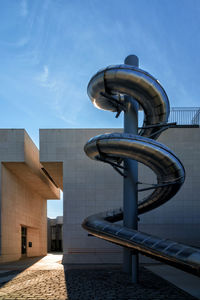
36,65,49,85
35,65,87,126
16,37,29,47
0,37,29,48
20,0,28,17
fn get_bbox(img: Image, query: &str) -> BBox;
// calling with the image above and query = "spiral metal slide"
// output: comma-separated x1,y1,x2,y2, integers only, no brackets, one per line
82,64,200,276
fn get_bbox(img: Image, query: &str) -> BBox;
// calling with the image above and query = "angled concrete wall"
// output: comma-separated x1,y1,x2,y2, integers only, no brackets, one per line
0,129,60,263
40,128,200,264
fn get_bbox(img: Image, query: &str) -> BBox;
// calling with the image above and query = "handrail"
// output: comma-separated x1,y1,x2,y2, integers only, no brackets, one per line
169,107,200,125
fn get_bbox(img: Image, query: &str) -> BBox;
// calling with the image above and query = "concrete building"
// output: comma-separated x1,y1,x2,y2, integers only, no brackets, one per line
0,129,60,263
0,114,199,265
47,216,63,252
40,126,200,264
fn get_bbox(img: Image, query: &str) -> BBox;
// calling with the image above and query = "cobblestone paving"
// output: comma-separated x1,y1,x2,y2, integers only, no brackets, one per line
0,270,67,300
0,265,198,300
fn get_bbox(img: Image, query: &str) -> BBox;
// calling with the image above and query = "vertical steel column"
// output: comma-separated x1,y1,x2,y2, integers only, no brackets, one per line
123,55,139,283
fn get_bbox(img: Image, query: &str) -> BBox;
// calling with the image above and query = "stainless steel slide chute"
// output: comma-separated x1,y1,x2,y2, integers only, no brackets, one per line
83,63,200,277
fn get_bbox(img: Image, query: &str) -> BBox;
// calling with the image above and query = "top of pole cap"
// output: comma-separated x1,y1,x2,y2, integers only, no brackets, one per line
124,55,139,67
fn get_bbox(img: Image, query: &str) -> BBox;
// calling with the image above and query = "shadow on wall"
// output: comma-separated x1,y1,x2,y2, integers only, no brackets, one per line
0,256,45,288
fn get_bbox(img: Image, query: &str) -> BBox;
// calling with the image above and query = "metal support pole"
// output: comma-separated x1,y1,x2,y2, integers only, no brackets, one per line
123,55,139,283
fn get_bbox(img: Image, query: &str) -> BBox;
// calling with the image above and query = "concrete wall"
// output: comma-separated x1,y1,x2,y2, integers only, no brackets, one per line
40,128,200,264
139,127,200,247
0,164,47,261
0,129,60,263
40,129,122,263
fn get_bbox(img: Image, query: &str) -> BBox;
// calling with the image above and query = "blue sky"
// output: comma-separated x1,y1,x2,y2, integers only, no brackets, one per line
0,0,200,217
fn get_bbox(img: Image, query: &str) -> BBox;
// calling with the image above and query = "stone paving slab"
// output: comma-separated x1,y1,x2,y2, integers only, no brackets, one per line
0,265,197,300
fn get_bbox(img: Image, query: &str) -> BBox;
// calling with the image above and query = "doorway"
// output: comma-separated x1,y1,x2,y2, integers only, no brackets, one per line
21,226,27,256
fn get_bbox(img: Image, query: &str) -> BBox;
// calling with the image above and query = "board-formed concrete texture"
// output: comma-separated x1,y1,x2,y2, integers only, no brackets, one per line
0,129,60,263
40,127,200,264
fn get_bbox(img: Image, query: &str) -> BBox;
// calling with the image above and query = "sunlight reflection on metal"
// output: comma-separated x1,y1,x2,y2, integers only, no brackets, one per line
83,63,200,277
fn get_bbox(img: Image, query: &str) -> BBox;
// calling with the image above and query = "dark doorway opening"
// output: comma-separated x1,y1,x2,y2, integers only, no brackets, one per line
51,224,63,252
21,227,27,256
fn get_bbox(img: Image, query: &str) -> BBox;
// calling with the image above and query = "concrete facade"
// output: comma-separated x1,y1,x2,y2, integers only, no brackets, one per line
40,127,200,264
47,216,63,252
40,129,122,264
139,127,200,248
0,129,60,263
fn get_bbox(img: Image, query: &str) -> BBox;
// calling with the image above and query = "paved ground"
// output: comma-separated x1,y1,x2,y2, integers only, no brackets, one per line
0,254,198,300
146,264,200,299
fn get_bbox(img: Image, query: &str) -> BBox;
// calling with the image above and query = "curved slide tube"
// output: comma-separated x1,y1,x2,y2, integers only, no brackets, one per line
82,65,200,276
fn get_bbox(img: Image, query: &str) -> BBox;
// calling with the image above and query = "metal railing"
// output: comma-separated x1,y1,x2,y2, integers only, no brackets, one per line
169,107,200,125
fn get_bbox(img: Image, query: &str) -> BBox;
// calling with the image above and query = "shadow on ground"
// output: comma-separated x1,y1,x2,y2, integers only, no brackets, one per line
64,265,198,300
0,256,44,288
0,256,198,299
